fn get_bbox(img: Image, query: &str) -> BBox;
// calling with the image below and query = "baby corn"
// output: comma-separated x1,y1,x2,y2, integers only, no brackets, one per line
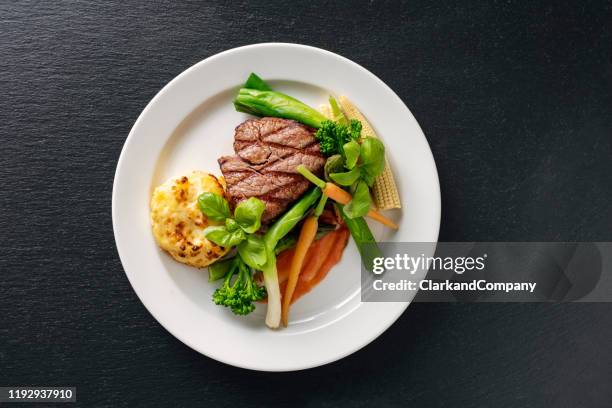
338,96,401,210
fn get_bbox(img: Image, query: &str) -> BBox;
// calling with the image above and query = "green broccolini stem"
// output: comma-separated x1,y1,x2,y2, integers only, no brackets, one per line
314,194,329,217
260,187,322,328
329,95,348,125
296,165,326,189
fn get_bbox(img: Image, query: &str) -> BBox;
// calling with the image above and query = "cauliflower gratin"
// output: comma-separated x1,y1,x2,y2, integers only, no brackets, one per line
150,171,229,267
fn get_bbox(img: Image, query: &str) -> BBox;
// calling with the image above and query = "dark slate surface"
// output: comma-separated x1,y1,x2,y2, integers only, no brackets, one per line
1,1,611,407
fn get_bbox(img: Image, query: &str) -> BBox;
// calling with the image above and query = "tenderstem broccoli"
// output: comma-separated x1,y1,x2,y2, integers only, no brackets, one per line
212,255,265,315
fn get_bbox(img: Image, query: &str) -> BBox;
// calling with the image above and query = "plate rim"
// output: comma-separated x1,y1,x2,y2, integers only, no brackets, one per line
112,42,441,371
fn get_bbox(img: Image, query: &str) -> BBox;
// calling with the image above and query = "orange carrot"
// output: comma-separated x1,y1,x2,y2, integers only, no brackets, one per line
289,227,350,305
323,183,398,229
364,209,398,230
276,230,333,285
322,182,352,204
308,227,349,287
282,216,318,327
301,229,338,281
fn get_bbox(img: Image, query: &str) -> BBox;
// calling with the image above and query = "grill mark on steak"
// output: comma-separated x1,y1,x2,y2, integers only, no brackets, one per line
218,117,326,223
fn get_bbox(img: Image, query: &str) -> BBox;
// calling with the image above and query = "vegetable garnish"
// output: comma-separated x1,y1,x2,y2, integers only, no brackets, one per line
338,95,401,210
281,193,329,327
276,227,350,303
315,118,362,156
337,206,381,273
243,72,273,91
200,194,267,270
260,188,322,329
320,96,387,218
198,192,268,315
210,255,266,315
234,88,327,129
296,165,398,230
274,224,336,255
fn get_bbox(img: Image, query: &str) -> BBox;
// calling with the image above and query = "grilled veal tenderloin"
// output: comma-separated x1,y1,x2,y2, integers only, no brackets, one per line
218,117,326,223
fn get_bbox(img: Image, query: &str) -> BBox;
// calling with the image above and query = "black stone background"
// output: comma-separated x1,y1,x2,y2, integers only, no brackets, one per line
1,1,611,407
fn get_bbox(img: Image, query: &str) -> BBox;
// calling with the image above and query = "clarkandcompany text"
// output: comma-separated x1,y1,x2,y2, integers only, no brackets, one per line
373,279,537,293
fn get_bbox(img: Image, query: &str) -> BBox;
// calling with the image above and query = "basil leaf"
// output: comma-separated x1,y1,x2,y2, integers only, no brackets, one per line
343,181,372,219
343,140,360,169
330,166,361,186
361,170,377,187
359,137,385,183
225,218,239,232
237,234,268,270
198,192,230,221
234,197,265,233
204,225,246,248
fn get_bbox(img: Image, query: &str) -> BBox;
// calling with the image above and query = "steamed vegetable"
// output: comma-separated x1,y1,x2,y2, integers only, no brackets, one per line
211,255,266,315
260,188,322,328
296,165,398,229
329,136,386,188
244,72,273,91
337,207,381,273
200,194,267,270
321,97,386,218
282,193,328,327
339,95,401,210
276,227,350,301
275,224,336,255
199,193,268,315
315,118,362,156
234,88,327,129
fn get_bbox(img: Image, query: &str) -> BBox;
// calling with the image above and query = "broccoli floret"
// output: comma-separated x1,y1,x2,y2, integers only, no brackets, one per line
348,119,362,140
212,256,266,315
315,119,362,156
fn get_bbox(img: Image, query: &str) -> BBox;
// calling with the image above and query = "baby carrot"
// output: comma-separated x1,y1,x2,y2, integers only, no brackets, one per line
297,166,398,230
281,216,318,327
281,194,328,327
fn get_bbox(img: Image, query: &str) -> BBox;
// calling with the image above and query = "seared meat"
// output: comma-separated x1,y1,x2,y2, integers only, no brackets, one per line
219,117,326,223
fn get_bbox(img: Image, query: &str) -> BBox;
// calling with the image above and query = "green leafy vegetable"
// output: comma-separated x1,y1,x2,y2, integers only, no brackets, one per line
343,140,360,169
337,204,381,272
324,155,344,181
212,255,266,315
208,256,234,282
343,181,372,218
330,166,361,186
234,88,327,129
237,234,267,270
234,197,265,234
225,218,239,232
198,193,266,249
244,72,272,91
198,192,230,221
204,225,246,248
359,137,386,186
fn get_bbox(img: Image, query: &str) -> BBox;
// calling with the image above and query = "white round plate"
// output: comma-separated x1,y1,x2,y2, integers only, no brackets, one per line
113,43,440,371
